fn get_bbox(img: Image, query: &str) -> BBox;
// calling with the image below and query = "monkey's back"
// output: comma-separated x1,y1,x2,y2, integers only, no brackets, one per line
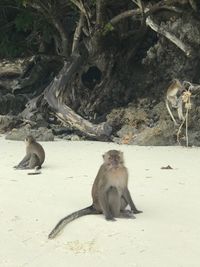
27,142,45,165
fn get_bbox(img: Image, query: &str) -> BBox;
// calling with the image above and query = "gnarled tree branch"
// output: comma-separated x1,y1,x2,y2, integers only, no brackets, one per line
72,13,85,53
70,0,92,33
96,0,106,26
28,2,69,56
109,1,182,27
146,16,194,57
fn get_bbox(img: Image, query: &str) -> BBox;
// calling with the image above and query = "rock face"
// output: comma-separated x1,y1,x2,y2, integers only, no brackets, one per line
117,121,175,146
108,96,200,146
1,3,200,146
0,115,21,133
5,126,54,141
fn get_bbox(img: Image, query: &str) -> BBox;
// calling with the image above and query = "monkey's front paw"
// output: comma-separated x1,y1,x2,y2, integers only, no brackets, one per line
133,210,143,214
13,166,18,169
105,215,116,221
121,210,136,219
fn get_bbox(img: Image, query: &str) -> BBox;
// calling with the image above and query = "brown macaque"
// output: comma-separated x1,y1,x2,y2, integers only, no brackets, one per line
48,150,142,239
165,79,185,125
14,135,45,174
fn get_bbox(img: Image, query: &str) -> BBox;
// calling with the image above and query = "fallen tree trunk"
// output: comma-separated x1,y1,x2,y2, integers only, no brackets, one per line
45,87,112,138
20,52,112,139
146,16,194,57
43,55,112,138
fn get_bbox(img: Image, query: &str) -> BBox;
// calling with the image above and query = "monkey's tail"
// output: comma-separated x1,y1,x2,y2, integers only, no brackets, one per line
48,205,99,239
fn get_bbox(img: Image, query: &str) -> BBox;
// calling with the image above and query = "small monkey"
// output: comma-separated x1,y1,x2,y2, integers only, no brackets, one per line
165,79,185,125
14,135,45,174
48,150,142,239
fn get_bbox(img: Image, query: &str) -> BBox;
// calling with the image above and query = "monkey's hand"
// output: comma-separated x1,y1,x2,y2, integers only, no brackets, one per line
13,165,18,169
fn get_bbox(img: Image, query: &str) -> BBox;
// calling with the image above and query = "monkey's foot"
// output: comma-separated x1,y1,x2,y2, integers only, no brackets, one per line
13,166,24,170
120,210,136,219
133,210,143,214
13,165,30,170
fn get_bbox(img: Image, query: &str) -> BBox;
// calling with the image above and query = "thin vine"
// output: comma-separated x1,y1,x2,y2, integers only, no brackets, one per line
177,90,192,147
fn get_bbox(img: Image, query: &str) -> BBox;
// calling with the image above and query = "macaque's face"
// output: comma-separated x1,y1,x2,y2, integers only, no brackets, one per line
103,150,124,167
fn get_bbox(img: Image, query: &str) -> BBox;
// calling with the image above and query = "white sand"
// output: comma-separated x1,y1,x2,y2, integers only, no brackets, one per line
0,136,200,267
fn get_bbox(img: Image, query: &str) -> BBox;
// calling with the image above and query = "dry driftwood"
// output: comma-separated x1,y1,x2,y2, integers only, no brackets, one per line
43,55,112,138
146,16,194,57
45,87,112,138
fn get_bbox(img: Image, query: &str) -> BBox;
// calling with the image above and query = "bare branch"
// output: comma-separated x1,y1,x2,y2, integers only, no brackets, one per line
132,0,146,27
145,1,183,16
146,16,193,57
70,0,92,33
28,1,49,14
70,0,85,12
110,9,140,26
96,0,106,25
132,0,144,15
109,1,182,26
72,13,85,53
28,1,69,56
51,18,69,56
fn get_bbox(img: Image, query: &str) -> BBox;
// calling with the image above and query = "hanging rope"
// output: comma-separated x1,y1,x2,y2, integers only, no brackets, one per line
177,90,192,147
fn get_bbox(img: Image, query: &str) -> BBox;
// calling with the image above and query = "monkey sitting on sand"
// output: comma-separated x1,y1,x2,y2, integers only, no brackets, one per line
14,135,45,174
48,150,142,239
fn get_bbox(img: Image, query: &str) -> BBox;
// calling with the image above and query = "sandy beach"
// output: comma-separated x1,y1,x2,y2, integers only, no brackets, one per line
0,136,200,267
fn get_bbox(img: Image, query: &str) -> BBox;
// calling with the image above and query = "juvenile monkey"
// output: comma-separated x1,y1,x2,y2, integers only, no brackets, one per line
48,150,142,239
14,135,45,173
165,79,185,125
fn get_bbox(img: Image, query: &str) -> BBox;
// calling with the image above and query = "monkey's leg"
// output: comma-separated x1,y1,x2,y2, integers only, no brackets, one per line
28,154,41,169
120,197,128,210
16,154,40,170
108,187,121,218
119,197,134,218
108,189,135,219
123,188,142,214
99,188,115,221
14,154,30,169
165,99,178,126
177,96,185,121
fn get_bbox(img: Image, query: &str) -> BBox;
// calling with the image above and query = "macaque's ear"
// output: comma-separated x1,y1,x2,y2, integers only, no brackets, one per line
102,152,108,162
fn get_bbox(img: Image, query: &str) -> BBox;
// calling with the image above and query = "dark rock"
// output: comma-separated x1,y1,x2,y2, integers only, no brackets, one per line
0,115,21,133
5,125,54,141
62,134,82,141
